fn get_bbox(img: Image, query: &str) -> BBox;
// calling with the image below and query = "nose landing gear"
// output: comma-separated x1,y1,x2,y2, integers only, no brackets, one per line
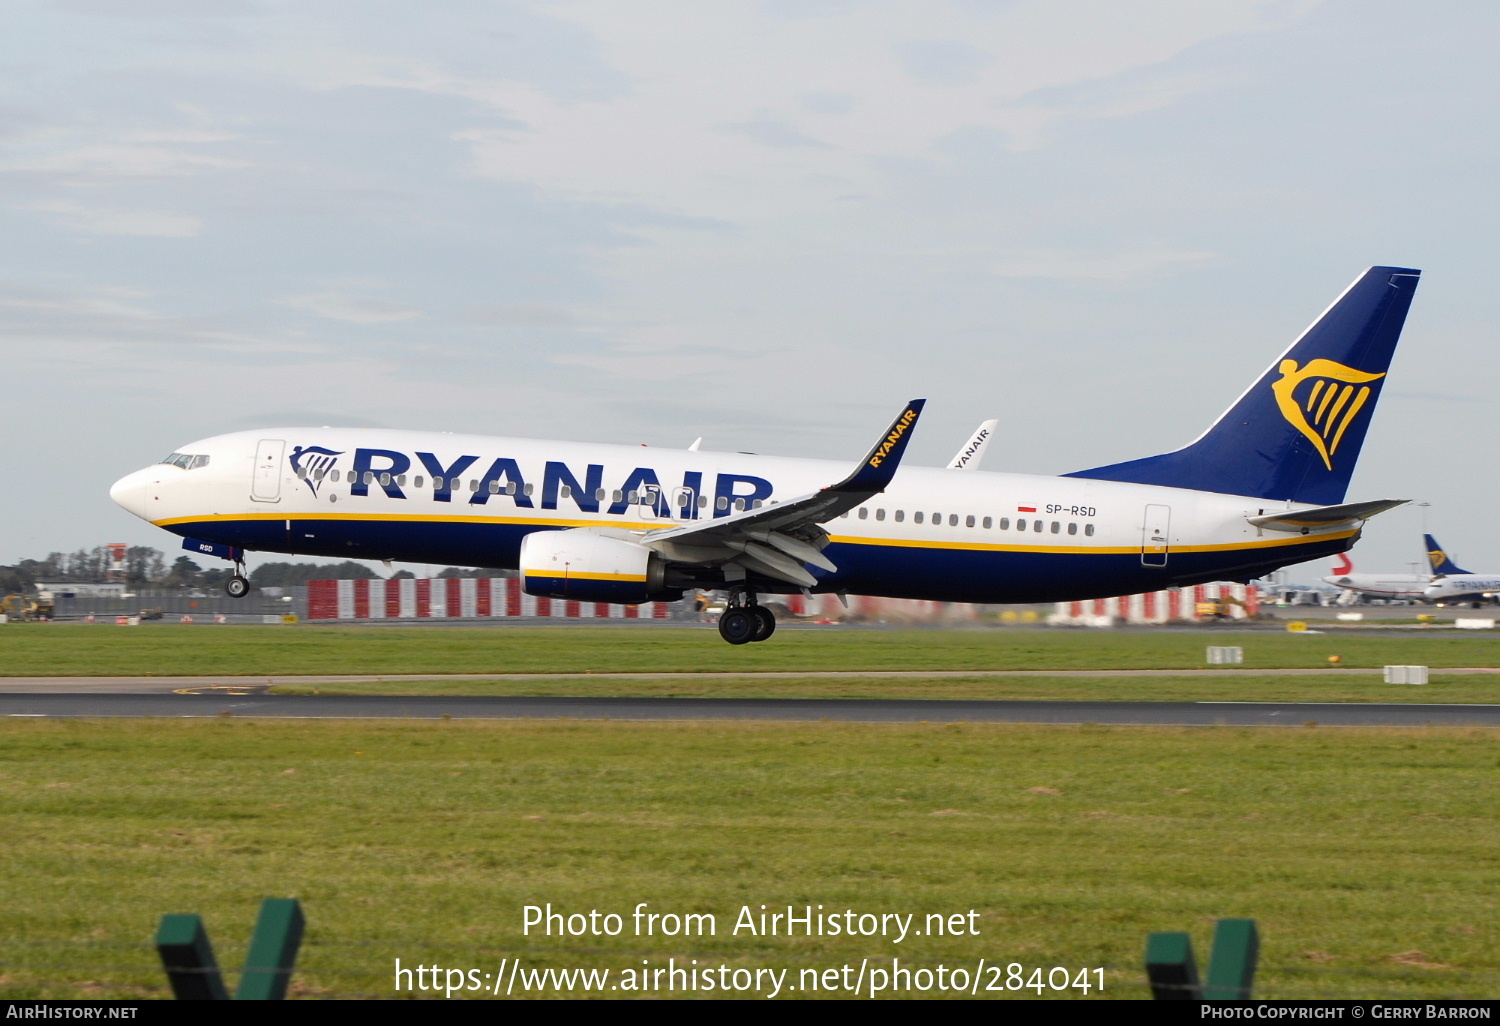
717,589,776,645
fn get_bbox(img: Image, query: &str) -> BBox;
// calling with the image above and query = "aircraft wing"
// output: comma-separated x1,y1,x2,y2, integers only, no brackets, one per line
642,400,925,588
1247,498,1407,533
948,419,997,470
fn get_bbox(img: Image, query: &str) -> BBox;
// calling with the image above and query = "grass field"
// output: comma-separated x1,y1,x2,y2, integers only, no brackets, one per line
5,623,1500,677
2,718,1496,1000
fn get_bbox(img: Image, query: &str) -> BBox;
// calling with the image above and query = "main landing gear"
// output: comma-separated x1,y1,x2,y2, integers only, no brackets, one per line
225,558,250,599
717,589,775,645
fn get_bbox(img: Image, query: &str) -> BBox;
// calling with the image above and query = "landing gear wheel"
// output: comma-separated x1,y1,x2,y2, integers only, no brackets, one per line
750,605,776,642
225,575,250,599
718,608,757,645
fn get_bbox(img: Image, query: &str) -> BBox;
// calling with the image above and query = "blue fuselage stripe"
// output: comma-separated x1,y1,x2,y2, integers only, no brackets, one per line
167,518,1345,602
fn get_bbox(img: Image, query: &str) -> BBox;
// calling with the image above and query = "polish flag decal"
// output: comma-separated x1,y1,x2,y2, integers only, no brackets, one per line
1017,505,1037,513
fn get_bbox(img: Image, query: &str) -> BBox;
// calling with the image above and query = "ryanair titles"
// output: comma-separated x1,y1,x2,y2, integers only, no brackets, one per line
868,407,919,469
307,447,774,520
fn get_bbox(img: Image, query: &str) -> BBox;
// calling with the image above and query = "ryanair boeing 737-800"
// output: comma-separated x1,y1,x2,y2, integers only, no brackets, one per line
111,266,1421,643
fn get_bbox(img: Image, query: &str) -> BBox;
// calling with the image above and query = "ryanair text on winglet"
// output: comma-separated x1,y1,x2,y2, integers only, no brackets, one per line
868,408,920,469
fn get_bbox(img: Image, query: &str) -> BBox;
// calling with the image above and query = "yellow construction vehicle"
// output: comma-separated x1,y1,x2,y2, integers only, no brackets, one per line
1,594,55,621
1195,594,1250,620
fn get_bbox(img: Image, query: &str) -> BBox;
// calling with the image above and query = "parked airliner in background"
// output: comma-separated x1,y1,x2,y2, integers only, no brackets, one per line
1421,534,1500,606
1320,552,1430,600
111,266,1422,643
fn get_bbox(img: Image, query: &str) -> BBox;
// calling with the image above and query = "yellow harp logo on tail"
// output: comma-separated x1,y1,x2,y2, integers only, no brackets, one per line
1271,359,1386,471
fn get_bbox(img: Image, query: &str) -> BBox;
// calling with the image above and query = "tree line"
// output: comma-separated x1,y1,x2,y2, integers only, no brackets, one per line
0,546,503,593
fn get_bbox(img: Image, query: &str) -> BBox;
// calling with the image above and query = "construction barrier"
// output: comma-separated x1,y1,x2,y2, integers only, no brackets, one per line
1050,584,1260,626
305,577,673,621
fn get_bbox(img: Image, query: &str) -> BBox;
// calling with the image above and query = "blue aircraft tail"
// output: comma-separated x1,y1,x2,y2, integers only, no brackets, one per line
1425,534,1470,576
1065,267,1421,505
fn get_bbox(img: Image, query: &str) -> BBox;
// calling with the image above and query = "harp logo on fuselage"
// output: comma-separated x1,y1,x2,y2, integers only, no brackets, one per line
1271,359,1386,471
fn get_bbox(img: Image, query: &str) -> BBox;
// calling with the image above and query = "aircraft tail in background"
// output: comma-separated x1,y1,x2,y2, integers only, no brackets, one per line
1425,534,1471,577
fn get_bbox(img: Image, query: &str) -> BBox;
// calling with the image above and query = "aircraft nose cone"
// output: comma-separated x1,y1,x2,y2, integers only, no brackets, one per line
109,468,154,521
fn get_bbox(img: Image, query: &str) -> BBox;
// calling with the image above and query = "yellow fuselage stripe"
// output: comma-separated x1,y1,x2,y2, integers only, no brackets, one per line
153,512,1355,558
522,571,647,582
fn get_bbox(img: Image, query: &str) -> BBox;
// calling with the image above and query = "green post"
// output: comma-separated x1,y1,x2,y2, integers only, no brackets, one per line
155,914,228,1001
236,898,306,1000
1145,931,1200,1000
1203,918,1259,1000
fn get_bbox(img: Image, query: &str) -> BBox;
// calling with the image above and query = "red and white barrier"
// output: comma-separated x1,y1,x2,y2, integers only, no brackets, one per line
305,577,673,621
1050,584,1260,626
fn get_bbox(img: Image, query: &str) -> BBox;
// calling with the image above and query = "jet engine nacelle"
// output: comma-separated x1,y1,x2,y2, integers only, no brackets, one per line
519,529,673,605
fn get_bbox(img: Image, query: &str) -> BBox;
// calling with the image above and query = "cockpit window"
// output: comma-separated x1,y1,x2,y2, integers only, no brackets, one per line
161,453,210,470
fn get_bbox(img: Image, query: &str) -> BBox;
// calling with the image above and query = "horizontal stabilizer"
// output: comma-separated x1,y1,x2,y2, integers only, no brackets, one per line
1247,498,1407,533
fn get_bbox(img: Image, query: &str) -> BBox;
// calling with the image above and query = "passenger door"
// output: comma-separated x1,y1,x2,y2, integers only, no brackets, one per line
252,439,285,502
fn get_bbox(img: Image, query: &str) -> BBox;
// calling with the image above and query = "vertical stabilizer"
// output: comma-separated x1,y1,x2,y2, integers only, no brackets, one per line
1425,534,1470,576
1066,267,1421,505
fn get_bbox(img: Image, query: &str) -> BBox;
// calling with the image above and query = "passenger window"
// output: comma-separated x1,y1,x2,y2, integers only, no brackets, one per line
1051,521,1060,534
433,477,443,489
363,471,374,485
1016,519,1025,532
524,483,534,496
470,479,479,492
1085,524,1095,537
965,515,975,528
914,512,924,524
753,499,763,509
396,475,406,487
1068,522,1077,535
414,476,424,488
999,517,1009,530
895,510,905,522
932,512,941,524
717,496,729,510
840,511,848,518
875,509,885,521
698,495,708,508
379,472,391,486
489,481,499,494
735,498,746,511
627,490,640,503
982,517,992,529
331,470,340,483
560,485,572,498
506,482,517,495
596,488,607,501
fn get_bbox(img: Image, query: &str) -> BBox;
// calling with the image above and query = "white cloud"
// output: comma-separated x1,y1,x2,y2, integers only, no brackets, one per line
1,142,248,184
23,200,203,238
318,0,1292,222
990,248,1217,281
283,292,423,324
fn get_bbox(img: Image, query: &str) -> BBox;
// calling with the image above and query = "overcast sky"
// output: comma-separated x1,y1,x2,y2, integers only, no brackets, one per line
3,0,1497,581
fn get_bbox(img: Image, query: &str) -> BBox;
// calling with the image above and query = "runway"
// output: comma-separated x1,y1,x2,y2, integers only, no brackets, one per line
3,691,1500,726
7,666,1500,693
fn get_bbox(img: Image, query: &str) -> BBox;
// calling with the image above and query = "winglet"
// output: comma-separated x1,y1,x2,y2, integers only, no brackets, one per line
828,399,925,494
949,418,998,470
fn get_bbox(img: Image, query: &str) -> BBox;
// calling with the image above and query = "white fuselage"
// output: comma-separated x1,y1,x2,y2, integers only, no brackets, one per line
110,427,1357,603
